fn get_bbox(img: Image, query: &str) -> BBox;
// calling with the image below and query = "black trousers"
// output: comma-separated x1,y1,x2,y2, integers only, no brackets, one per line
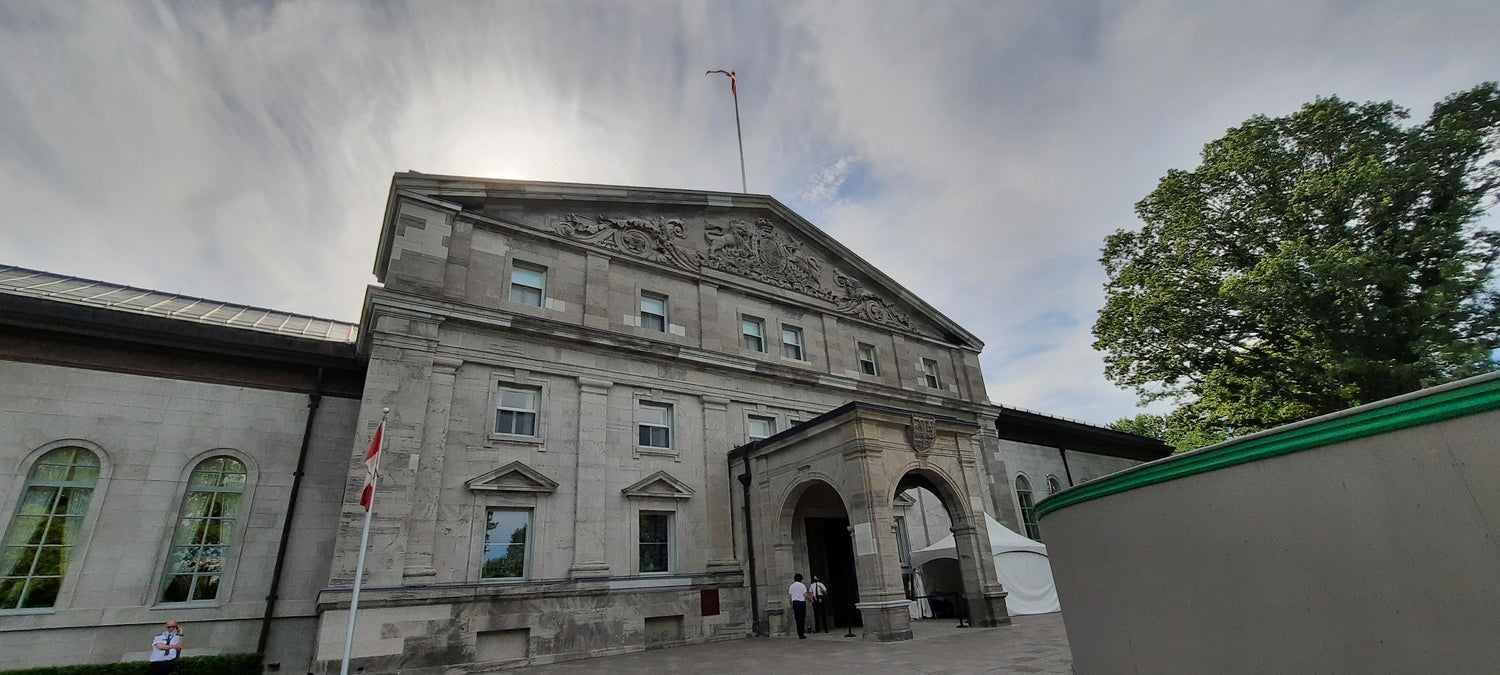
812,599,827,632
147,660,177,675
792,600,808,637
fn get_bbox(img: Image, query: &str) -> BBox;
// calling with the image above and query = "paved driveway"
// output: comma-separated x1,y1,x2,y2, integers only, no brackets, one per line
508,613,1072,674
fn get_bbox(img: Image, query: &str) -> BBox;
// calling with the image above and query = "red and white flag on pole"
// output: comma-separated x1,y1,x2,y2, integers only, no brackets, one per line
707,69,737,94
359,421,384,511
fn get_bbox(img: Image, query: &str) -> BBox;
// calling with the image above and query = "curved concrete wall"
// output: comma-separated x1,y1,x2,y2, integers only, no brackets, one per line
1037,375,1500,674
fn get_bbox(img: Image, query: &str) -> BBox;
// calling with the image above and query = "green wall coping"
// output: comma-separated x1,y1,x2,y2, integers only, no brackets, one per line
1035,372,1500,520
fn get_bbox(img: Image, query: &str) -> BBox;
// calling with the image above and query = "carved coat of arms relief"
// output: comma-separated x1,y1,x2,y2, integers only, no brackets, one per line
551,212,917,332
554,214,699,270
907,415,938,454
700,219,831,302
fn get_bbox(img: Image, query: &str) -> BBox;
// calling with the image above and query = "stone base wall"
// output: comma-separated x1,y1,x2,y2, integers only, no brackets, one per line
313,576,749,673
0,615,314,669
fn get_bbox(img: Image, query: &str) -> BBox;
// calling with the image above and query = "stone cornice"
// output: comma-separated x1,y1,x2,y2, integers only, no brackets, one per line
385,171,983,350
732,401,982,464
363,287,994,419
315,570,745,611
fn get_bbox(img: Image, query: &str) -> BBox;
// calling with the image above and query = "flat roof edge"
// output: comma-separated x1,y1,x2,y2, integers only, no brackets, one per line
1035,370,1500,520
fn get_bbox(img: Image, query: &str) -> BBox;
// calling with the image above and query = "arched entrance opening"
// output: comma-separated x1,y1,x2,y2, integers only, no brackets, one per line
894,484,956,616
894,468,994,626
783,480,861,631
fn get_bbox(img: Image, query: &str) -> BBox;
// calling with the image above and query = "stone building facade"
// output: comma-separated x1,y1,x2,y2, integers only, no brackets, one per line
0,173,1169,672
313,174,1021,672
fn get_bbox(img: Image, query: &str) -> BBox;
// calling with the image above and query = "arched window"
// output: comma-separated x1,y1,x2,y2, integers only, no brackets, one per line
1,447,101,609
161,457,246,602
1014,474,1042,542
1046,475,1063,495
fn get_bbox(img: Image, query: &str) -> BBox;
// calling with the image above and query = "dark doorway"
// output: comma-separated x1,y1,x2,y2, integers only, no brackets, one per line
805,517,861,628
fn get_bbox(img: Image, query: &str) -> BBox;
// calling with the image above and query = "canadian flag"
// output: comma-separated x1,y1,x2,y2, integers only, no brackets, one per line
359,421,384,512
706,69,737,94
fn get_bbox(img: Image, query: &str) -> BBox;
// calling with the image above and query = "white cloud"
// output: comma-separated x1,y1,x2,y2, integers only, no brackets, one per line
2,0,1497,425
798,155,857,204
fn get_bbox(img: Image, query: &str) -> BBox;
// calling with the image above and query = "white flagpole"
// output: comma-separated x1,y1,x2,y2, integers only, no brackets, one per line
341,408,388,675
706,69,747,193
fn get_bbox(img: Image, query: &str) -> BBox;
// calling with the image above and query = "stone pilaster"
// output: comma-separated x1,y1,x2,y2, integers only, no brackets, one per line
753,456,780,631
583,252,610,330
403,356,461,579
768,541,795,635
973,410,1015,529
843,442,912,641
333,313,443,588
951,515,1011,627
821,314,846,375
890,334,911,389
697,281,720,352
570,376,613,577
950,424,1011,626
700,395,740,572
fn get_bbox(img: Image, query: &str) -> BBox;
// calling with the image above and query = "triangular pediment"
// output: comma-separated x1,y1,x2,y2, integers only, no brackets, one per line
621,470,695,500
466,461,558,494
396,172,981,348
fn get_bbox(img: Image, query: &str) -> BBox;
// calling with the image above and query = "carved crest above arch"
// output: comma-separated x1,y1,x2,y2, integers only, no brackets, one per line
466,461,559,494
907,415,938,454
621,470,695,500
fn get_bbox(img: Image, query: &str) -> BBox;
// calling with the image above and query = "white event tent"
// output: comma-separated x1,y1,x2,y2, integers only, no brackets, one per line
908,513,1060,616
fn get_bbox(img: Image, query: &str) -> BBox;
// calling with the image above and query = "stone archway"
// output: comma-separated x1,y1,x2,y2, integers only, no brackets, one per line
895,468,1006,627
732,402,1010,641
774,479,860,634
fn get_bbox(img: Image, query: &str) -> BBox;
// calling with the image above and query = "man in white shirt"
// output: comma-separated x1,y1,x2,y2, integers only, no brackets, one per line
809,576,829,633
149,620,184,674
788,573,810,639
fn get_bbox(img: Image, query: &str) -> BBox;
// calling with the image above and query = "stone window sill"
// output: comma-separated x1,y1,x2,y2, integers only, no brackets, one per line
0,607,56,616
635,446,678,459
153,599,219,610
487,434,544,448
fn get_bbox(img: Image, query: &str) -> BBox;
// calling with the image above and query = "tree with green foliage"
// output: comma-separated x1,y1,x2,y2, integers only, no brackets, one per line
1096,83,1500,438
1108,411,1230,453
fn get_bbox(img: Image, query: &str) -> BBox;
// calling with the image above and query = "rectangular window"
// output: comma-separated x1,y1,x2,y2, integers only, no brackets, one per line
742,317,765,352
482,508,530,579
639,512,672,573
858,343,879,376
509,263,546,307
494,386,540,436
781,326,805,360
747,415,777,441
640,292,668,332
895,515,911,566
921,358,942,388
638,402,673,448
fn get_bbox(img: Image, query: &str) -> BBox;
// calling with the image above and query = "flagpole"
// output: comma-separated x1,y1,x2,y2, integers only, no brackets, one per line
707,70,747,193
341,408,388,675
731,82,746,194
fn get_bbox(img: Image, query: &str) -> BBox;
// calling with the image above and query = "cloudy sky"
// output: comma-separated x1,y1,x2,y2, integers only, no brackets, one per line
2,1,1497,425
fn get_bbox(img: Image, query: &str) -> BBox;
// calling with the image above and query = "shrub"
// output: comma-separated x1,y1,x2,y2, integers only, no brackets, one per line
0,653,262,675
